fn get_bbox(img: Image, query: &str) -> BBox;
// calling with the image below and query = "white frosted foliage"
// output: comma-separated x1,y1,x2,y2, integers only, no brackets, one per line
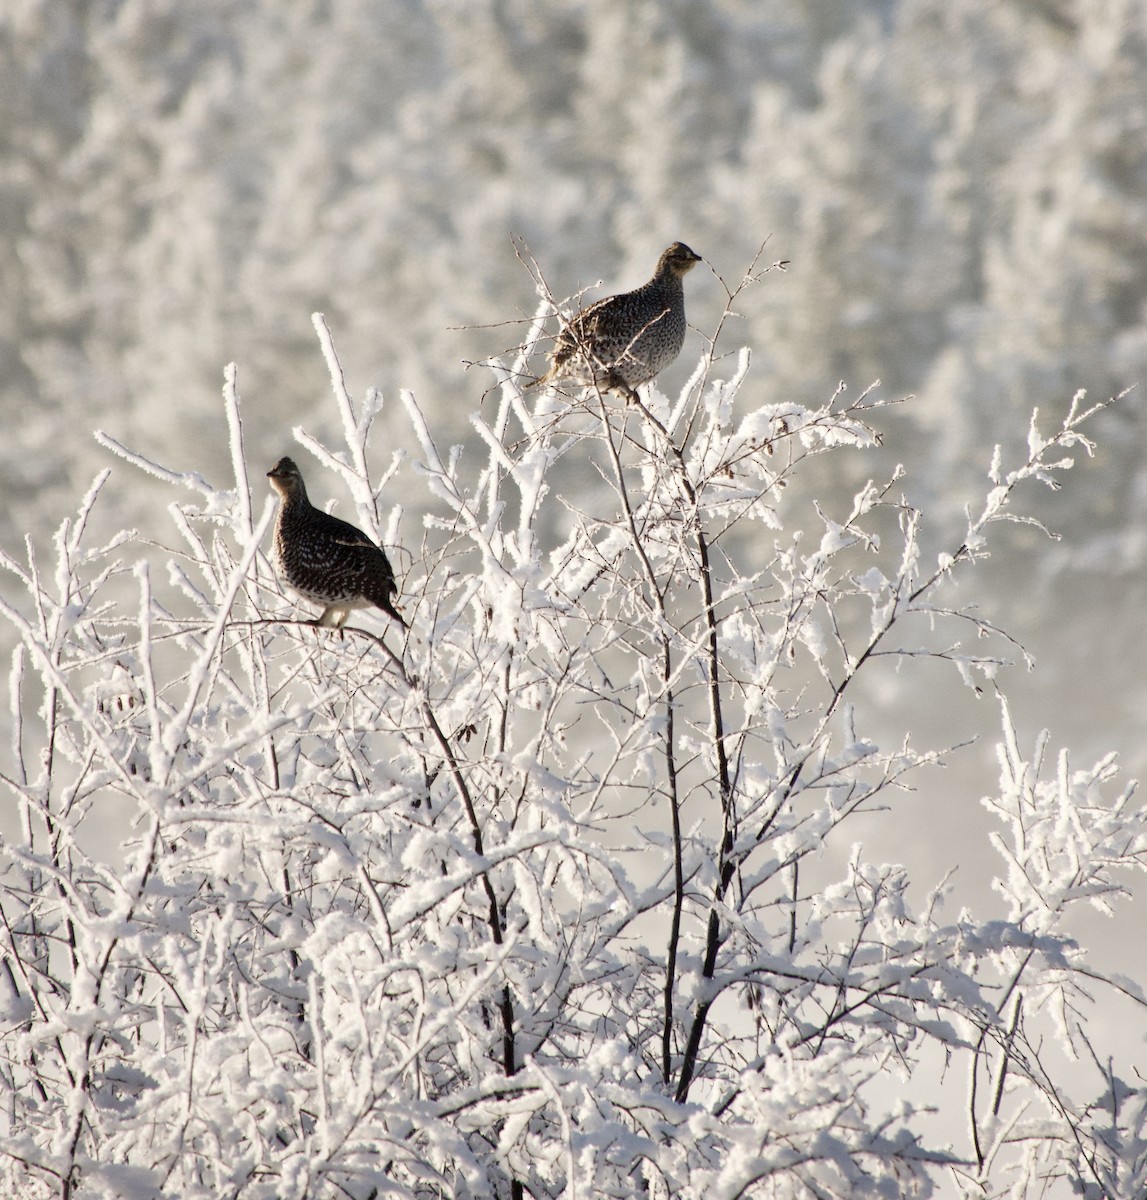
0,304,1142,1200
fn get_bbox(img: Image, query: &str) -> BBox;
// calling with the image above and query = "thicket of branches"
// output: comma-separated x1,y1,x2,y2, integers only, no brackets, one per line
0,263,1144,1199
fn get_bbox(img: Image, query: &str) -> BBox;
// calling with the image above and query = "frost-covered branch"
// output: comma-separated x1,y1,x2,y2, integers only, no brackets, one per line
0,272,1138,1199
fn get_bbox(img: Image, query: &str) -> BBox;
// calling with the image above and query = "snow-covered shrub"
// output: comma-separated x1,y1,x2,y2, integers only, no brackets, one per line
0,282,1142,1199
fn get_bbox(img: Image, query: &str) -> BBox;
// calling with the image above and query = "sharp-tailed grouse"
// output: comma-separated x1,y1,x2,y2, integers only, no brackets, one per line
530,242,702,398
267,456,405,630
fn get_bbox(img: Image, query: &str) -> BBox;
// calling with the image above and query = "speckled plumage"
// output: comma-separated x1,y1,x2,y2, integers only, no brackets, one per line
267,457,405,630
532,242,702,396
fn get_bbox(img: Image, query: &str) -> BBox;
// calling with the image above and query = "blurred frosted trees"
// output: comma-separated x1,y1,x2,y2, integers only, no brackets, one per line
4,0,1145,521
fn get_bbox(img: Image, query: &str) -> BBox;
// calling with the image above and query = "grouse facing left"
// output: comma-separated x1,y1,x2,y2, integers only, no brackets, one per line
267,456,406,630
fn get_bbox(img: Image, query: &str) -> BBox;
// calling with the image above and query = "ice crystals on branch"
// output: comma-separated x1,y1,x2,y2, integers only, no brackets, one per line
0,277,1139,1200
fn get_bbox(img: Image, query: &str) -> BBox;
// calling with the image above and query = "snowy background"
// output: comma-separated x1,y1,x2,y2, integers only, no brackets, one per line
3,0,1145,1009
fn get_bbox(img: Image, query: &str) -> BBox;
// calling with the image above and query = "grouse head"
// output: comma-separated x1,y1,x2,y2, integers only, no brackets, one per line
659,242,703,277
267,456,306,500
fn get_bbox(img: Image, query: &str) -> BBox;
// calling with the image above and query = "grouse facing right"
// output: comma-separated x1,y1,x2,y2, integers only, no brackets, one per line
530,241,702,398
267,456,406,630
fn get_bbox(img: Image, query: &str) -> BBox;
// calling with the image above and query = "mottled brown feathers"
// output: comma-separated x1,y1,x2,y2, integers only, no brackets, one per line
531,242,702,396
267,456,405,630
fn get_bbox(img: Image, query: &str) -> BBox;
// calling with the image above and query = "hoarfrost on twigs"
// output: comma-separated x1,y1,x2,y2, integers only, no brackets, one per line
0,276,1140,1200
